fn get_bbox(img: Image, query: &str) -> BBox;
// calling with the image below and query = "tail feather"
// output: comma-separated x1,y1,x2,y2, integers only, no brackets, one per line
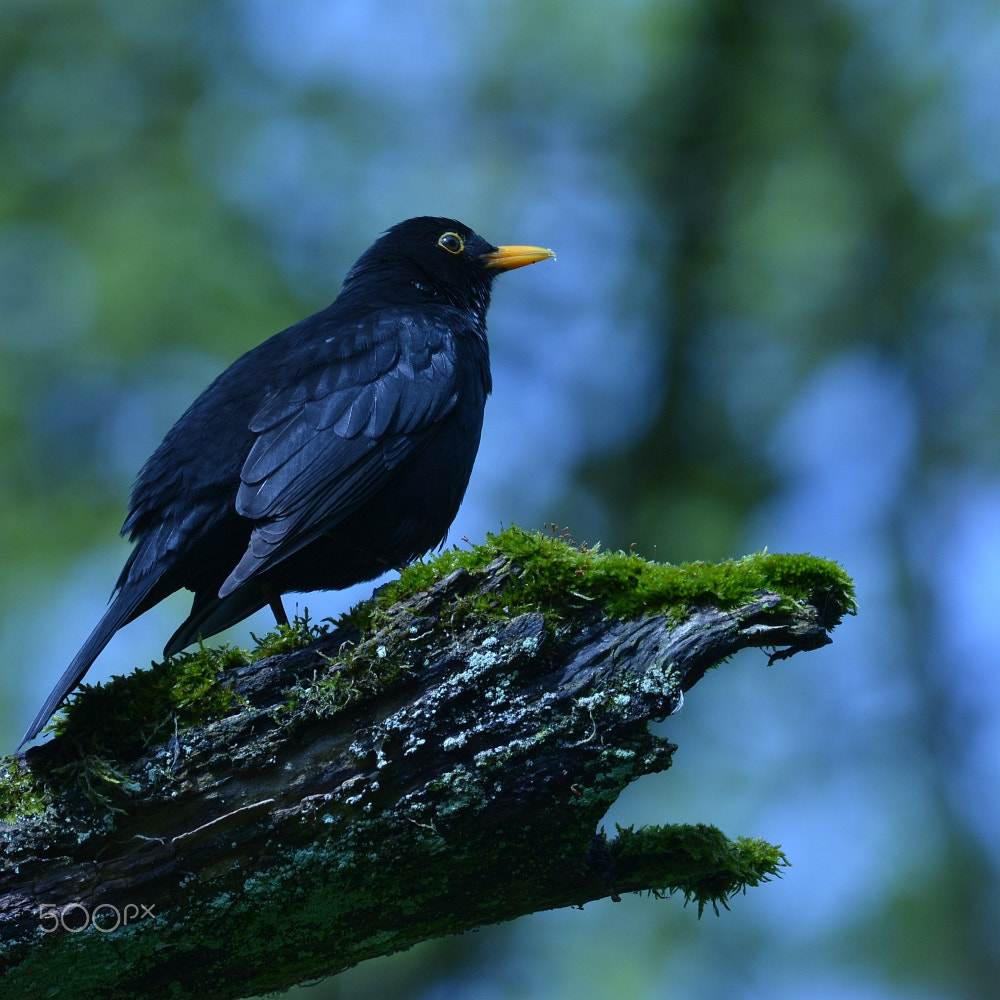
163,585,268,659
18,592,145,749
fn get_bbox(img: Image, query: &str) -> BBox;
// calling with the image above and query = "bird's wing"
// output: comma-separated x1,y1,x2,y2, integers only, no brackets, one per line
218,309,460,596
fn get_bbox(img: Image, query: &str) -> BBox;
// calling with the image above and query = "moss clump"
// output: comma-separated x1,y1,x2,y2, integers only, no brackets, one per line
609,822,789,916
45,644,247,757
284,650,405,719
378,525,857,628
250,610,331,658
0,758,47,822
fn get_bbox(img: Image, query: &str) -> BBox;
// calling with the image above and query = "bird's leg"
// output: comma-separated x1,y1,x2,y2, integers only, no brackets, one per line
262,581,289,626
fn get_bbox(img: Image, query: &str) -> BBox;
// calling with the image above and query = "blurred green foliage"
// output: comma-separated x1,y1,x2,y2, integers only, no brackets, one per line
2,2,999,999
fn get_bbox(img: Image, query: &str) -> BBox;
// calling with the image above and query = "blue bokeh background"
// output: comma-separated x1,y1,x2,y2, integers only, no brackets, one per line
2,2,999,997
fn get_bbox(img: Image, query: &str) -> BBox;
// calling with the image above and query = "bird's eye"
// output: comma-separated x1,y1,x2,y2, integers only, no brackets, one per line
438,232,464,255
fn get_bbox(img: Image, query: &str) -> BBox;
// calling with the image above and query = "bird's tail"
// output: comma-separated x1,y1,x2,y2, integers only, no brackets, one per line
18,592,146,749
162,584,268,660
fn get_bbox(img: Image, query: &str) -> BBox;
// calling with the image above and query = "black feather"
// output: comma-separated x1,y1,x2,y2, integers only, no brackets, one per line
20,216,552,747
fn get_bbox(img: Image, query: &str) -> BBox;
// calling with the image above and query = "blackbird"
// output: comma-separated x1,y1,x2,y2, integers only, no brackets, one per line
20,216,555,746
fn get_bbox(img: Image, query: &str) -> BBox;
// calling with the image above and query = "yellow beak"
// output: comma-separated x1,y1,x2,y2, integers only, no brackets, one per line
481,245,557,271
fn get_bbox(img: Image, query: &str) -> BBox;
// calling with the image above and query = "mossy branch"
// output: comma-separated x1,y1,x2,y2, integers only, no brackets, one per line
0,527,855,1000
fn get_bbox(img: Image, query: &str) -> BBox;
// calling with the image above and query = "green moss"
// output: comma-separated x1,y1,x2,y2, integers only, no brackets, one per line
609,822,789,916
46,644,244,757
0,758,47,822
285,651,404,719
48,754,131,813
379,525,856,628
249,610,331,658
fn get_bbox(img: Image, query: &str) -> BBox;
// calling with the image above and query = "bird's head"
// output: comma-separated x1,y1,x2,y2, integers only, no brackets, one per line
340,216,555,321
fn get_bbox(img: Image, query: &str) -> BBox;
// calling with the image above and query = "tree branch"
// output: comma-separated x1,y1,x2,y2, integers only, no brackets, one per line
0,528,855,1000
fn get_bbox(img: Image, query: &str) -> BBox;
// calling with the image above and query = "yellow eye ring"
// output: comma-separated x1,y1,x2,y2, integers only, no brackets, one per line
438,232,464,254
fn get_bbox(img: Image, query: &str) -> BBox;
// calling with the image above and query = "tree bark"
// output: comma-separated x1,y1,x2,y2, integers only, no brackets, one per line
0,535,853,1000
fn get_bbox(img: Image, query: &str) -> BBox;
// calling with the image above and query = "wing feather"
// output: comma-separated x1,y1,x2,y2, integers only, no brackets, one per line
219,309,461,596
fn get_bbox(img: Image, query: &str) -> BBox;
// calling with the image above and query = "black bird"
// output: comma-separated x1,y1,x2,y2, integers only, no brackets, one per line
20,217,555,746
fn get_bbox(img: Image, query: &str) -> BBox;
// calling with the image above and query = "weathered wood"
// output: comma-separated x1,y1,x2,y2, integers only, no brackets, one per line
0,537,852,1000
